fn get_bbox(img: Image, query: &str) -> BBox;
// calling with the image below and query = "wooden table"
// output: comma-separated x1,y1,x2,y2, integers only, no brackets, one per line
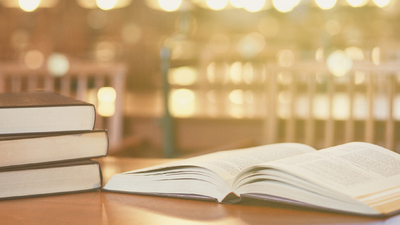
0,156,399,225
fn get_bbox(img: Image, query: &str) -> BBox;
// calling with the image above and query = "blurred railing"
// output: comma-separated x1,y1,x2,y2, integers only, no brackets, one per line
0,62,126,148
262,61,400,151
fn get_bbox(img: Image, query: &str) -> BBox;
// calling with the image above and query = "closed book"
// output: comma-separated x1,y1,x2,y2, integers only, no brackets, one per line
0,91,95,135
0,130,108,168
0,160,102,200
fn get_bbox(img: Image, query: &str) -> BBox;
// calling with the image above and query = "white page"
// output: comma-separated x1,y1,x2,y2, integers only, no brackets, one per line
261,142,400,200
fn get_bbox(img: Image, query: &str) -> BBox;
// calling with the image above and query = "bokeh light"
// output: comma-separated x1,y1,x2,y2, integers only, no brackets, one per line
47,53,70,77
315,47,324,62
315,0,336,10
345,46,364,61
158,0,181,11
326,50,353,77
243,0,265,12
229,89,244,104
372,47,380,65
272,0,300,13
346,0,368,7
230,62,243,84
24,50,45,70
373,0,391,7
97,87,117,117
168,66,197,85
237,32,265,58
96,0,117,10
169,89,196,117
206,0,228,10
19,0,40,12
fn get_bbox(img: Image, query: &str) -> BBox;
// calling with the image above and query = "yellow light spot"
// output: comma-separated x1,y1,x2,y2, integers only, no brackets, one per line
97,87,117,117
345,46,364,61
158,0,181,11
98,87,117,102
237,32,265,58
272,0,300,13
18,0,40,12
230,62,243,84
346,0,368,7
244,0,265,12
326,50,353,77
47,53,70,77
373,0,391,7
96,0,117,10
168,66,197,86
24,50,44,70
372,47,380,66
243,62,254,84
315,0,336,10
206,0,228,10
95,41,116,62
169,89,196,117
229,89,244,105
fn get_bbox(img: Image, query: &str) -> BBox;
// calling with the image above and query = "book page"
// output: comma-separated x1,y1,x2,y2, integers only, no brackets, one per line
183,143,316,186
262,142,400,201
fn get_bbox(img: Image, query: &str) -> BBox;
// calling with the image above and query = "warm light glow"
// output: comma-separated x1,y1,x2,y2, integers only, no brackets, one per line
206,0,228,10
326,50,353,77
277,49,295,67
19,0,40,12
96,0,117,10
169,89,196,117
345,46,364,61
229,89,244,104
47,53,70,77
372,47,380,65
315,0,336,10
373,0,390,7
229,62,243,84
272,0,300,13
168,66,197,85
230,0,244,8
237,32,265,58
158,0,181,11
24,50,45,70
243,62,254,84
98,87,117,102
278,72,293,85
244,0,265,12
97,87,117,117
346,0,368,7
87,9,107,29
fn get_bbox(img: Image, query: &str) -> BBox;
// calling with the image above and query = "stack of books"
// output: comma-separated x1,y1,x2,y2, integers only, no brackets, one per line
0,91,108,199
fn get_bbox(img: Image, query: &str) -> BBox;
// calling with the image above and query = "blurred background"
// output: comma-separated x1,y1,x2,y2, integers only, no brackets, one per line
1,0,400,157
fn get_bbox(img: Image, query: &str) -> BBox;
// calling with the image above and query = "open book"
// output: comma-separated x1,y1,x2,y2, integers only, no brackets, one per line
103,142,400,216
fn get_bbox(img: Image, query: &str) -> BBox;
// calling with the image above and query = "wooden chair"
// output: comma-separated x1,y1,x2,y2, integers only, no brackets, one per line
0,61,126,149
262,61,399,151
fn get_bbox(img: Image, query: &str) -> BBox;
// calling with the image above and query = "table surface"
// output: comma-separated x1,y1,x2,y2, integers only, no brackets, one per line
1,156,400,225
